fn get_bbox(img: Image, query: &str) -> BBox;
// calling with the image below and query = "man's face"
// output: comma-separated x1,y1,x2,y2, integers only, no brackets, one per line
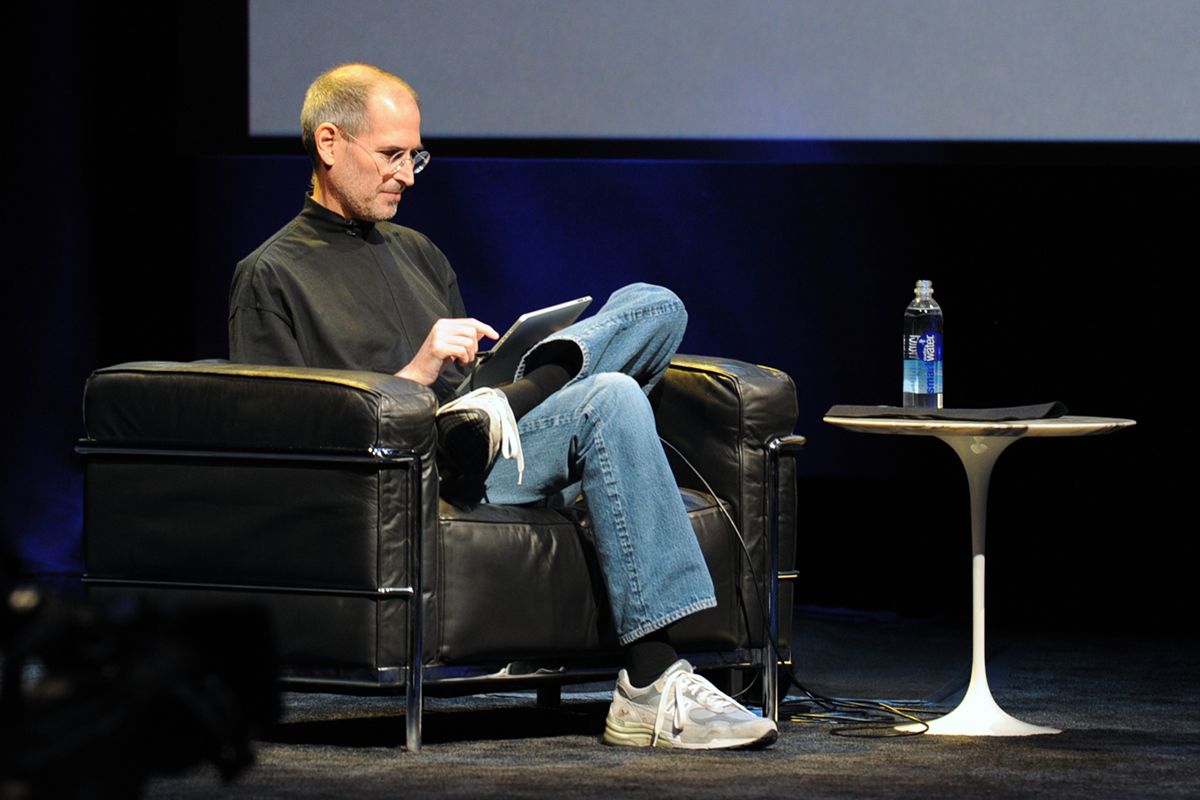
323,87,423,222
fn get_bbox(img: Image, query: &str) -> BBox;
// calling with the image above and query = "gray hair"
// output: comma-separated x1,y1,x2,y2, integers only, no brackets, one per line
300,63,419,167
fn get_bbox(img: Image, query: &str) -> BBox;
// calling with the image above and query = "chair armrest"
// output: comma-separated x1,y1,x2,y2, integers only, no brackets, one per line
652,355,798,507
651,354,798,564
82,361,438,457
80,361,441,622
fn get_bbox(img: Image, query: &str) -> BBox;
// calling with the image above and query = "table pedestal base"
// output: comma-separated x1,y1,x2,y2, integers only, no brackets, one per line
912,695,1061,736
898,554,1060,736
905,433,1062,737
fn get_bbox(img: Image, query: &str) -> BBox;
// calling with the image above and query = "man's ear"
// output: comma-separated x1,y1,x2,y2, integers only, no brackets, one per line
314,123,340,168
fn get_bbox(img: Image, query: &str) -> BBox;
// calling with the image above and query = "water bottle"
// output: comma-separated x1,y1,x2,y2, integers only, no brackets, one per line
902,280,943,408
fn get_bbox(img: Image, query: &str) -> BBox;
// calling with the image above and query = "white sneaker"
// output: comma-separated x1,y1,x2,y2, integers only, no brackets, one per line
435,388,523,495
603,660,778,749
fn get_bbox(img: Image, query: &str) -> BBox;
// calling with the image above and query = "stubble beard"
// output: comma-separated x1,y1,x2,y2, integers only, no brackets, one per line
341,184,400,223
327,158,402,223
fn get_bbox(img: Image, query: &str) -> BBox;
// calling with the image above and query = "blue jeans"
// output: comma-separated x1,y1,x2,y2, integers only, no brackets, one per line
485,284,717,646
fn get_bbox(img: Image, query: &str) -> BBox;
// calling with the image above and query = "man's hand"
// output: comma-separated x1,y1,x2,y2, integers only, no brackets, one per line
395,318,499,386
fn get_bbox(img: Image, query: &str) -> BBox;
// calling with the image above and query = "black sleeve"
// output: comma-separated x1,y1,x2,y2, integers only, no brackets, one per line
229,305,306,366
227,250,307,366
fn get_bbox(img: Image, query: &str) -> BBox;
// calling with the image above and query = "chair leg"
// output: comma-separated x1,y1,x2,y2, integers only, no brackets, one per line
766,434,805,722
406,457,425,752
406,676,423,751
762,650,779,721
537,685,562,707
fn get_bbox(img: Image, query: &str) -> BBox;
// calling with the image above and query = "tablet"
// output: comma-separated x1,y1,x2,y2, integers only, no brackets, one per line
458,296,592,393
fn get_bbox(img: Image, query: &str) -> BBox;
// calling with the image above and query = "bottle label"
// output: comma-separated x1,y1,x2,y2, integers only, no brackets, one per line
903,332,943,394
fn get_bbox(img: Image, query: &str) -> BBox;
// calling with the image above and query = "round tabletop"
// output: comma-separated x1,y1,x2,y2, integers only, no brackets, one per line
823,414,1136,438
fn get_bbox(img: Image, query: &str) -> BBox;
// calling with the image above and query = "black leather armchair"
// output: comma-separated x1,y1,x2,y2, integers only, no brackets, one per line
79,355,802,750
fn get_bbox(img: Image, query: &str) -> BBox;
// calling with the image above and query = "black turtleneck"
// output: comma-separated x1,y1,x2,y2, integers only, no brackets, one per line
229,196,469,400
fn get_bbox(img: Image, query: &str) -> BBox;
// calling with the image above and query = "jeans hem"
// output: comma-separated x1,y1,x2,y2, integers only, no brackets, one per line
515,334,589,385
618,597,718,647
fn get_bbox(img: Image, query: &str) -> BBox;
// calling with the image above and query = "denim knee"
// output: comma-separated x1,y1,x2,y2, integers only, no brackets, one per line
581,372,652,420
609,283,686,328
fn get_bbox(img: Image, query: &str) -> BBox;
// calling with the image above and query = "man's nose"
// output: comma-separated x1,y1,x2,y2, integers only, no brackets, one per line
392,163,416,187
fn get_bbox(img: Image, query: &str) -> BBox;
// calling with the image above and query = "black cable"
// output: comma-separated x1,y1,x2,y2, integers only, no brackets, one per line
658,436,944,737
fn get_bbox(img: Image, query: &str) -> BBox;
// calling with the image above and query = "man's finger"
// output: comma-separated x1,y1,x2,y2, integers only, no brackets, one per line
465,319,499,341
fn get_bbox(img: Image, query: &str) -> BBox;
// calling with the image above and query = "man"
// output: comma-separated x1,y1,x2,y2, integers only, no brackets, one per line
229,63,776,750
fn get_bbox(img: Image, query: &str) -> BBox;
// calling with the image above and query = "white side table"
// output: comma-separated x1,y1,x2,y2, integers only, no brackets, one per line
823,415,1136,736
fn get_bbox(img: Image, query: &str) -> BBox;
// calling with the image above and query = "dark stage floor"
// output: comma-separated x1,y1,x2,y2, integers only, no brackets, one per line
137,610,1199,799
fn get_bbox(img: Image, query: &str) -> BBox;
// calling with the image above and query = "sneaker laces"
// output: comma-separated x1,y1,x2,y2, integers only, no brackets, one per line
652,669,744,746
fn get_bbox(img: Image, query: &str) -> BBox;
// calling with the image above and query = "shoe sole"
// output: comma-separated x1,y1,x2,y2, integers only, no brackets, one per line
603,716,778,750
437,409,495,475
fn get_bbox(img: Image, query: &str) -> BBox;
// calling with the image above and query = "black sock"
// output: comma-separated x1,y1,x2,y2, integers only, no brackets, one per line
626,627,679,689
497,340,584,419
496,361,574,420
522,339,584,378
